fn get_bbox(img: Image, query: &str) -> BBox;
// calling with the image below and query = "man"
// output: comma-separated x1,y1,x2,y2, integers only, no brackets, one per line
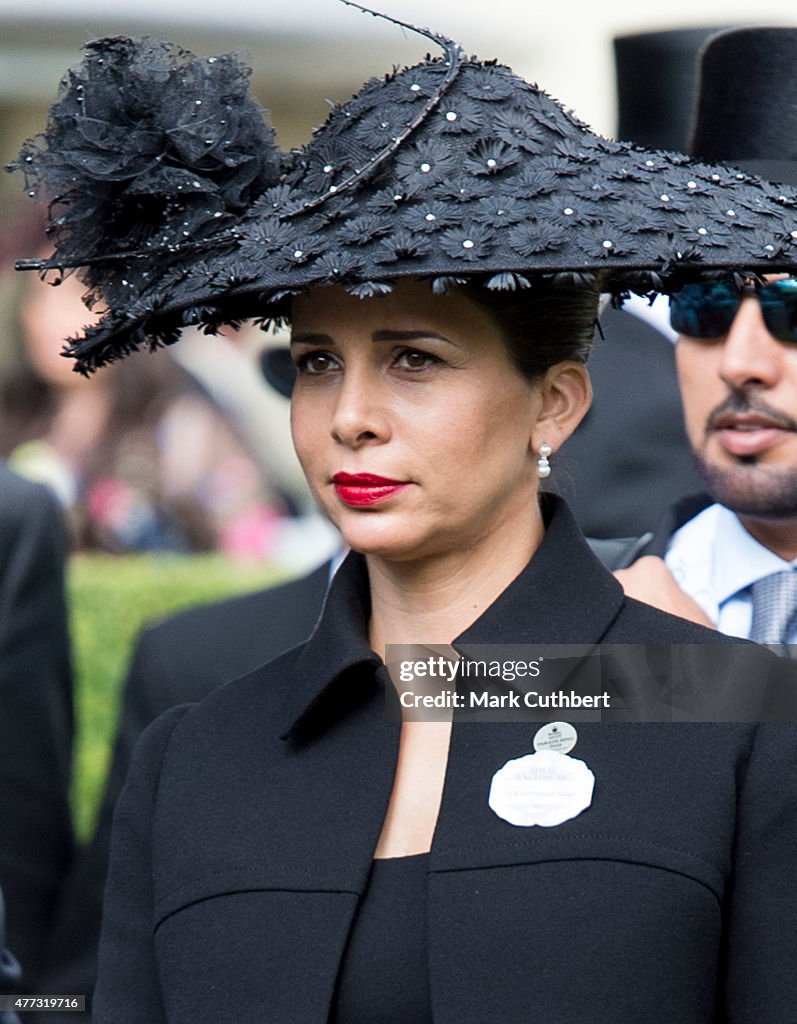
0,888,21,1024
0,461,73,989
616,26,797,645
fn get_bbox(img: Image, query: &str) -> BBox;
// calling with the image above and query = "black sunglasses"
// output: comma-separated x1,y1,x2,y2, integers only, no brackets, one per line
669,278,797,343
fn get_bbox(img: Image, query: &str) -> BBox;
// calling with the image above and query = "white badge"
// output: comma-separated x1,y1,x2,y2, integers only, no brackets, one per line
533,721,578,755
488,748,595,828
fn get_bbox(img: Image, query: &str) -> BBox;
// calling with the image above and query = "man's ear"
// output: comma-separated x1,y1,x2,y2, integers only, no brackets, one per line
530,360,592,454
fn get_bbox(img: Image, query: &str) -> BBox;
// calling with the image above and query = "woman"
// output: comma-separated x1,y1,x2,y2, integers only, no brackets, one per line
11,11,797,1022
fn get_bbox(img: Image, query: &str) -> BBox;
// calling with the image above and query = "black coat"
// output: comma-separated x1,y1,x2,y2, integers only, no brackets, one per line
94,498,797,1023
0,463,73,983
0,888,22,1023
36,563,330,1014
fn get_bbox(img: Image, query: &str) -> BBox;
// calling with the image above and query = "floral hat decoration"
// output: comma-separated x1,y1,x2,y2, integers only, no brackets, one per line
10,2,797,374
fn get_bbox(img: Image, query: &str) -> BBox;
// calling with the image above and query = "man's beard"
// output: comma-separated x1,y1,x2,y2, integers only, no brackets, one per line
694,453,797,519
695,389,797,519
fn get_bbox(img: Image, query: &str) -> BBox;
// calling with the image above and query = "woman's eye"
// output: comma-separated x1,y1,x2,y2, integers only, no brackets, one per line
396,349,437,371
295,351,339,375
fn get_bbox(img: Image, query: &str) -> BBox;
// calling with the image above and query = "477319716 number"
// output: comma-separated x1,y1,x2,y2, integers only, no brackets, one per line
0,995,85,1011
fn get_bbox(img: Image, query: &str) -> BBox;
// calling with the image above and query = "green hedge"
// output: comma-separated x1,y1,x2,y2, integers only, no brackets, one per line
67,554,282,841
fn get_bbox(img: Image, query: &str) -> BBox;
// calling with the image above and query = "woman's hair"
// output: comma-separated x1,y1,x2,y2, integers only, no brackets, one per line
461,276,603,382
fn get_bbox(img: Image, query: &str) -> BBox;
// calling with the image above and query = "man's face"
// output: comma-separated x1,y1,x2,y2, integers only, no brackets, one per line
676,278,797,519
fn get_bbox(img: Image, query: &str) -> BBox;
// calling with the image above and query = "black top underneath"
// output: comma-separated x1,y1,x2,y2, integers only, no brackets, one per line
330,854,432,1024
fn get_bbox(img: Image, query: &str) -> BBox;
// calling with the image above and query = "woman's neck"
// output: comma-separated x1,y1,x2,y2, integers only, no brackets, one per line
367,510,544,658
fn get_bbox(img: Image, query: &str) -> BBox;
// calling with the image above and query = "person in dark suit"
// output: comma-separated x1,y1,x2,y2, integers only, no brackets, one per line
549,29,728,539
34,561,330,1012
13,14,797,1022
0,462,73,985
615,28,797,642
0,888,22,1024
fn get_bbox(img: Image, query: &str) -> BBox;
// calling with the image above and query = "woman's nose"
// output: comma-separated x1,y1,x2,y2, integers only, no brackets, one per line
329,368,391,448
719,295,785,391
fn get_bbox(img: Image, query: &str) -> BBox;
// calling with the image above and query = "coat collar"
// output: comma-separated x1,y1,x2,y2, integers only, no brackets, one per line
279,495,625,738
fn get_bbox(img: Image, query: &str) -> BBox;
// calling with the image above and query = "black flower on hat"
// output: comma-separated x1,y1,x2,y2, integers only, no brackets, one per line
401,202,457,232
747,230,789,259
460,65,515,102
314,250,364,279
673,211,732,248
393,65,448,103
483,271,532,291
394,139,458,186
346,280,395,298
357,105,412,146
437,98,484,134
646,182,687,211
533,155,581,177
584,232,632,260
366,187,411,213
568,176,624,203
463,139,520,176
338,214,392,246
439,224,495,260
237,218,294,259
605,164,650,184
508,220,567,256
553,137,602,164
471,194,527,226
317,194,358,224
493,108,546,154
538,193,602,227
432,177,493,203
611,200,669,234
375,228,432,263
299,139,359,195
251,184,300,217
512,167,559,197
273,235,322,270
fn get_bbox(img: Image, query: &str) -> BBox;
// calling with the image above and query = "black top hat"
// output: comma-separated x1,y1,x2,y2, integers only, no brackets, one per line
10,9,797,374
613,26,732,152
689,26,797,185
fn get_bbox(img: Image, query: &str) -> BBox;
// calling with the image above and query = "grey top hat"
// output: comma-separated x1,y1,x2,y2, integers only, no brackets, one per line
10,6,797,374
689,26,797,185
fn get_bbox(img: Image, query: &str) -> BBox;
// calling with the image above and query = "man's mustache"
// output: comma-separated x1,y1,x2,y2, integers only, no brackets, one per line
706,392,797,433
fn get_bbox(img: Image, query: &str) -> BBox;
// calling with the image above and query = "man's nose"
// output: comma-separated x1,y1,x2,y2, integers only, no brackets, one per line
719,295,785,390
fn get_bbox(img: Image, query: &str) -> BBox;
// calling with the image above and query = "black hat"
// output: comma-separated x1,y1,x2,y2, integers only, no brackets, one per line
613,27,732,152
689,26,797,185
11,7,797,374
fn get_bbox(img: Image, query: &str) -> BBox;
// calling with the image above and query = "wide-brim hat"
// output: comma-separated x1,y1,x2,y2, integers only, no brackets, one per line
11,7,797,374
613,26,733,152
689,27,797,186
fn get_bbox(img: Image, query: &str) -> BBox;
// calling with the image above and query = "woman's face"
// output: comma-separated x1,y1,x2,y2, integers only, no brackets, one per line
290,279,547,564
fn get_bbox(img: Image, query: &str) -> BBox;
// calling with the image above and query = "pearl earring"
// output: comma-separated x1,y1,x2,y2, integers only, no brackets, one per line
537,442,552,479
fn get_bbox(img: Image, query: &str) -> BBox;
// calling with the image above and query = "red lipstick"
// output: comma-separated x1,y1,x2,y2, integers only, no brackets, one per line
332,472,409,507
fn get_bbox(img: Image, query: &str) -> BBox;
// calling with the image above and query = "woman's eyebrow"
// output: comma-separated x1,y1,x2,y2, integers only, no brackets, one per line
372,329,455,344
290,332,334,346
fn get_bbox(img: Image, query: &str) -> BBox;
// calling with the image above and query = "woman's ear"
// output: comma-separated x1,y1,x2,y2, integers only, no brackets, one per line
530,360,592,454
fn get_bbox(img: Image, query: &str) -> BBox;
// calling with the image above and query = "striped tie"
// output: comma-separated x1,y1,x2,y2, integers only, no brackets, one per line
749,570,797,646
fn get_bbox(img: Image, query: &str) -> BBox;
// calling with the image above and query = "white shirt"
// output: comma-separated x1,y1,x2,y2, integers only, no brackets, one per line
664,503,797,641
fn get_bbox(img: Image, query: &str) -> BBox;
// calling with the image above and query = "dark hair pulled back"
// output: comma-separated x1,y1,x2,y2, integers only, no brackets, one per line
461,276,602,382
